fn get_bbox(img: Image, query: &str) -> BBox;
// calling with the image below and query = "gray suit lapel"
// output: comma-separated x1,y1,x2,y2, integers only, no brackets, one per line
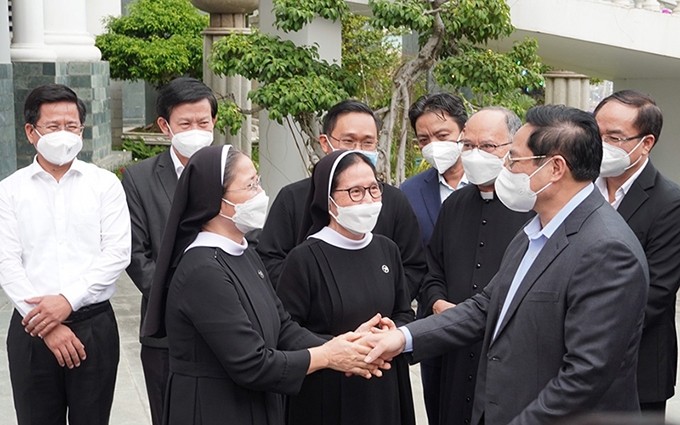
156,151,178,201
490,190,604,343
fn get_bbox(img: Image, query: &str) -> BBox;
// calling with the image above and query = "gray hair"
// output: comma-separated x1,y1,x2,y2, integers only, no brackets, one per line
478,106,522,141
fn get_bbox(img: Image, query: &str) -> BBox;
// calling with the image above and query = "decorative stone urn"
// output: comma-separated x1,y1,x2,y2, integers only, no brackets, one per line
191,0,258,14
190,0,259,153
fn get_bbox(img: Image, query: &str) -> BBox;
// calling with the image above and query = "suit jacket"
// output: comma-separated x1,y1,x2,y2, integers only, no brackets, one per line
400,168,441,246
256,178,427,299
122,150,177,346
614,162,680,402
407,189,649,425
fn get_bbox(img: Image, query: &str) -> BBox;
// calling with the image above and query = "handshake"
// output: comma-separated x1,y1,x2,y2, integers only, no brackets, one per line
308,313,409,379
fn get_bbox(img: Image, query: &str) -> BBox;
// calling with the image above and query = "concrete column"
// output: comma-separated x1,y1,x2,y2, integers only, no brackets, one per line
0,0,17,178
10,0,57,61
43,0,101,61
258,0,342,198
543,70,590,110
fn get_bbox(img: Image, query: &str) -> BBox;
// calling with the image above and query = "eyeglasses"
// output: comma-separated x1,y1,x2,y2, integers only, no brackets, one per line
503,152,547,170
33,123,85,135
602,134,647,145
326,134,378,151
333,182,383,202
225,175,261,192
460,140,512,153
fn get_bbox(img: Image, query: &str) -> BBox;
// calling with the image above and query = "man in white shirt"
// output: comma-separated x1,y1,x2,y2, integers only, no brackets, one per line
0,84,131,425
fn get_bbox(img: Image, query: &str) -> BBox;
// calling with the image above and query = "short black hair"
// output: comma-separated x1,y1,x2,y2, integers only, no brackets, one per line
24,84,86,125
156,77,218,121
593,89,663,144
322,100,381,135
525,105,602,182
408,93,467,132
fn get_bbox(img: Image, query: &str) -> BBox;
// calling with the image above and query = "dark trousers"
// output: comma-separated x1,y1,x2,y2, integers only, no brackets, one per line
141,345,170,425
7,304,119,425
420,356,442,425
640,401,666,418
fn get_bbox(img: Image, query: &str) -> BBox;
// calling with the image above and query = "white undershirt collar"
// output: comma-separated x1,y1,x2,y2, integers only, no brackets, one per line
185,231,248,256
308,226,373,250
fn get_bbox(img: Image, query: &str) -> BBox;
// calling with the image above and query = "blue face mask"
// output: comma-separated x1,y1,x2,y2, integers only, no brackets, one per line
358,150,379,167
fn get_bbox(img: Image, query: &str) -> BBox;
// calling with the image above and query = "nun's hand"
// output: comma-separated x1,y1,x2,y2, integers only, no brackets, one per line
307,332,389,379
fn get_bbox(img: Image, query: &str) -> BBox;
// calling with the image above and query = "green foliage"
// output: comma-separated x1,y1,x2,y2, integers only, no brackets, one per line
435,39,545,115
96,0,208,87
273,0,349,32
370,0,432,33
210,31,352,128
121,138,168,161
342,15,402,108
216,99,244,136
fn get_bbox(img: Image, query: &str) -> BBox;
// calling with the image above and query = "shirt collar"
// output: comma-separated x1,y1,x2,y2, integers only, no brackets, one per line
29,156,85,179
169,147,184,178
524,183,594,240
185,231,248,256
308,226,373,250
595,157,648,201
438,172,468,190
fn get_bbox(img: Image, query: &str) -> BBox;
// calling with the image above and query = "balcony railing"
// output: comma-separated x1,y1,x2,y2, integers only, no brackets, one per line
607,0,680,14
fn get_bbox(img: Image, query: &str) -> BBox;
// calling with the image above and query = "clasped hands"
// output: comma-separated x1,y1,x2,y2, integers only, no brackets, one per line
317,313,408,380
21,294,86,369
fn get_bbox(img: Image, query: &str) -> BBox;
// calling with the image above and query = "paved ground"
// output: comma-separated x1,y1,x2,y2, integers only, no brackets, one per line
1,272,679,424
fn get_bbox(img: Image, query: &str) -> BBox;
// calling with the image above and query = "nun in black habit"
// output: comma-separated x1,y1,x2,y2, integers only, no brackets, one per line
276,150,416,425
141,145,383,425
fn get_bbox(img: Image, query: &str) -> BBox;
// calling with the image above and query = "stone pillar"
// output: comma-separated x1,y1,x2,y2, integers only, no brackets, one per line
258,0,342,198
43,0,101,61
544,70,591,111
0,0,17,179
10,0,57,61
191,0,256,153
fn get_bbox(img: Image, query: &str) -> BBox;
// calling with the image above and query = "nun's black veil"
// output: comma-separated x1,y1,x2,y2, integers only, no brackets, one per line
142,145,229,338
297,149,354,243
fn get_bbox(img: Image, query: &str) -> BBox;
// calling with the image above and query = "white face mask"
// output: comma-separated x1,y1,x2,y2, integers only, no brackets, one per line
221,190,270,233
494,159,553,213
329,197,382,236
34,129,83,166
421,141,461,173
599,137,645,178
168,126,213,158
461,148,505,185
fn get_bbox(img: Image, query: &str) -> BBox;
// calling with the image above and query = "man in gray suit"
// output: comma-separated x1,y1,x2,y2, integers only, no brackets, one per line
363,105,649,424
122,77,217,425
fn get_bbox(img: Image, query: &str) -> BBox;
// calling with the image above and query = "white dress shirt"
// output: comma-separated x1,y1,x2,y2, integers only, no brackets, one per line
0,158,131,316
595,158,648,210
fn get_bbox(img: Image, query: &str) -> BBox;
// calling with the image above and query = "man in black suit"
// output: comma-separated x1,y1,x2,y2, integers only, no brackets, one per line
362,105,649,424
594,90,680,417
122,77,217,425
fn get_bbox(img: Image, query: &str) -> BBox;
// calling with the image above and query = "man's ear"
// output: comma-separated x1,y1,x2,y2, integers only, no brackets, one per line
319,134,332,155
157,117,171,137
24,123,38,146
